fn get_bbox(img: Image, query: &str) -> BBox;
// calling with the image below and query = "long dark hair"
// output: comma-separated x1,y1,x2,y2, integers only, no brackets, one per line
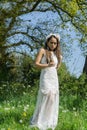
44,35,61,64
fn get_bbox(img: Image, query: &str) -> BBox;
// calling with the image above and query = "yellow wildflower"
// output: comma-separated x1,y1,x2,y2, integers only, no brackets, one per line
23,112,27,117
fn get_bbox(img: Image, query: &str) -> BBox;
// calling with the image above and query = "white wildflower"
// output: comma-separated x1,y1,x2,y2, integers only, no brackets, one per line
27,85,31,88
19,119,23,123
12,106,15,109
26,104,29,107
4,107,10,111
73,107,76,111
62,109,69,113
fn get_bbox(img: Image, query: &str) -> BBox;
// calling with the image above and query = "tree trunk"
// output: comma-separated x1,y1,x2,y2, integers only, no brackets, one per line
83,55,87,74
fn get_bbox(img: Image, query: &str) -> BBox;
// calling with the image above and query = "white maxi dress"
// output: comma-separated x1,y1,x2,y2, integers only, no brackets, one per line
30,52,59,130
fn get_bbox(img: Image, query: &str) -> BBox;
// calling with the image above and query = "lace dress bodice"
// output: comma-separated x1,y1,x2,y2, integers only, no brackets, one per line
41,52,58,69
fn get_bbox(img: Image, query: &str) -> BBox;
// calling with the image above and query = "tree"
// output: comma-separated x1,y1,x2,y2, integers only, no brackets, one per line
21,54,40,85
0,0,87,80
83,55,87,74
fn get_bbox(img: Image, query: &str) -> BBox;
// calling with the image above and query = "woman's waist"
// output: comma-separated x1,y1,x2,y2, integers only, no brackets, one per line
42,66,57,71
41,67,57,75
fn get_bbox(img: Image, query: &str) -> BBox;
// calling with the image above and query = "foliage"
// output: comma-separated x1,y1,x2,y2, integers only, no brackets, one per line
58,63,86,96
20,54,40,86
0,62,87,111
0,0,87,79
58,63,87,110
0,61,87,128
0,0,87,54
0,82,30,101
0,51,17,81
0,90,87,130
0,51,40,86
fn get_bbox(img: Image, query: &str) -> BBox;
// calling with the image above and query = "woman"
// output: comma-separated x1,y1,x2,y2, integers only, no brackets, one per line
30,33,62,130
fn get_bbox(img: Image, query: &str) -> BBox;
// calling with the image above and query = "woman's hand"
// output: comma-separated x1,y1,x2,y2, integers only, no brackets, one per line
57,64,61,70
48,61,55,67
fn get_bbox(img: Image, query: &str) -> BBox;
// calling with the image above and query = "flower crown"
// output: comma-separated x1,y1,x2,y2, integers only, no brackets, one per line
46,33,60,41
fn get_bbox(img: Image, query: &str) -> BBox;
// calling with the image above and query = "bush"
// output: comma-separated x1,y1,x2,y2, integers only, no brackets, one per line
0,82,32,101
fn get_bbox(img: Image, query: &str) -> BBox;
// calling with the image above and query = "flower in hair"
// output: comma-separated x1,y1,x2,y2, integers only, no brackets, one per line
46,33,60,41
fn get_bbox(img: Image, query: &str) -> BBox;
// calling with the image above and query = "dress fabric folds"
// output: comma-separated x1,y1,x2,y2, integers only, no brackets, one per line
30,52,59,130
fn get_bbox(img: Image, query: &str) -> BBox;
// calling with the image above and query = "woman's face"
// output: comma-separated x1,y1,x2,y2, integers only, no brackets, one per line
47,37,57,51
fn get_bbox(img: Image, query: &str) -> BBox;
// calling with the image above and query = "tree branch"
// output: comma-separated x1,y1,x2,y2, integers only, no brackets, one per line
30,0,42,12
1,41,34,50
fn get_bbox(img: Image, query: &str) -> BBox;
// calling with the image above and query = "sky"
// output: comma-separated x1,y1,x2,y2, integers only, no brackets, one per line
8,11,85,78
66,41,85,77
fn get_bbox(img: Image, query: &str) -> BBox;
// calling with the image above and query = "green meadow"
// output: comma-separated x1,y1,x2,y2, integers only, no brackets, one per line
0,84,87,130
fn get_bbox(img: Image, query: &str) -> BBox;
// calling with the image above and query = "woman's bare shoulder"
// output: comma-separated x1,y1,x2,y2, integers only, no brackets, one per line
39,48,45,54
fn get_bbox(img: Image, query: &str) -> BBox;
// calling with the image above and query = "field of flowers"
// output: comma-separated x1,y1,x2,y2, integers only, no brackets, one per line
0,86,87,130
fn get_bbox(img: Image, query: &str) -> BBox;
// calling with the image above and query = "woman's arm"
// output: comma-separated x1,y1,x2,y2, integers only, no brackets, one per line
35,48,48,69
35,48,55,69
57,55,63,69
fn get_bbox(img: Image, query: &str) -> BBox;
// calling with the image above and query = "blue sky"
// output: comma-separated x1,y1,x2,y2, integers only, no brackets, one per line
66,41,85,77
8,11,85,78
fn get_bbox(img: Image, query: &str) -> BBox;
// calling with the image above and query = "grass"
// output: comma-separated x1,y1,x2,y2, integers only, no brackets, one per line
0,88,87,130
